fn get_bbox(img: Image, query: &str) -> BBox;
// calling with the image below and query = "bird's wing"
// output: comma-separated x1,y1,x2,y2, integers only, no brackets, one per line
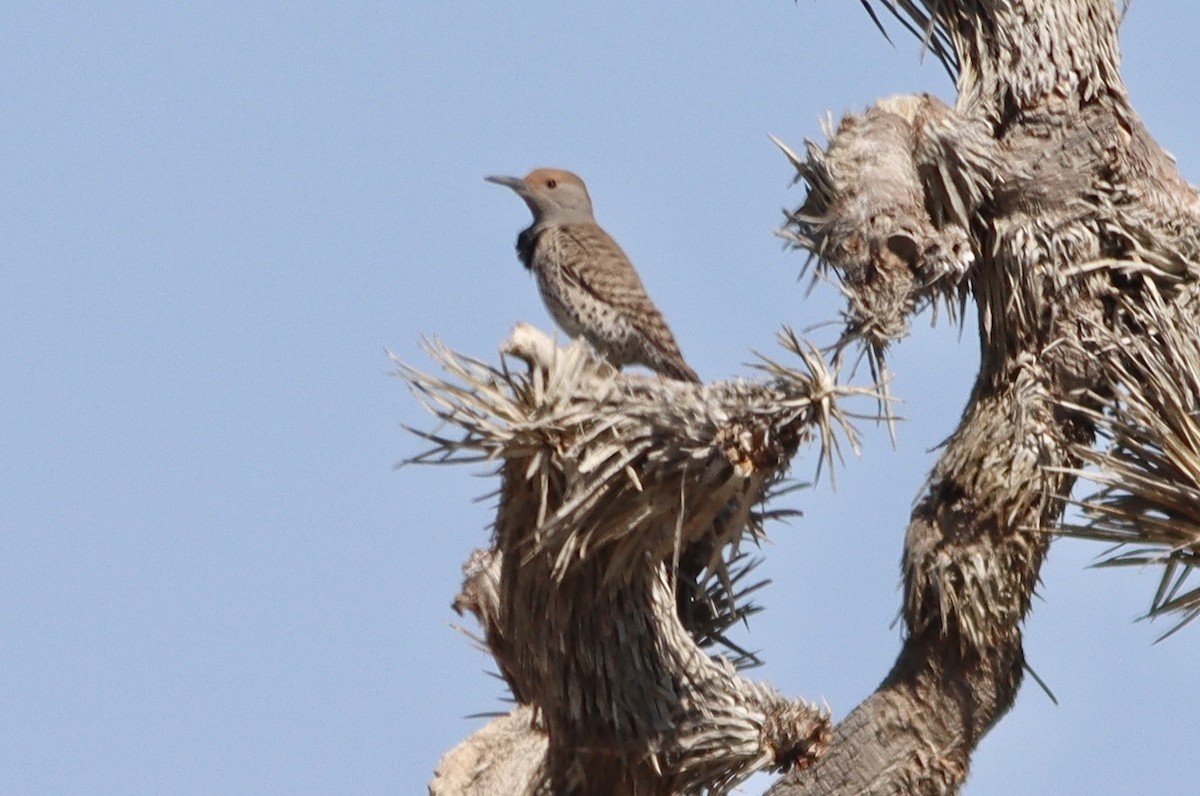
553,224,681,338
549,223,699,382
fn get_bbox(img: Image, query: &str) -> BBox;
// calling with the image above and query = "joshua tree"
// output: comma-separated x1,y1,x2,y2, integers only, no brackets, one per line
406,2,1200,793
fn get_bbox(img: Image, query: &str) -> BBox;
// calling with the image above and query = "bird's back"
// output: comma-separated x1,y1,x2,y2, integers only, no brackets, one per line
530,222,699,382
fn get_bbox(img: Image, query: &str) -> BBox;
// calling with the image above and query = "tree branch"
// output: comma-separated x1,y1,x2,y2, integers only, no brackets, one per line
770,1,1200,793
415,3,1200,793
408,325,869,794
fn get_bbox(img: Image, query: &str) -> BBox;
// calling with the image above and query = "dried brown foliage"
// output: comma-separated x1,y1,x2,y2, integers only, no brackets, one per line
410,2,1200,793
406,326,869,794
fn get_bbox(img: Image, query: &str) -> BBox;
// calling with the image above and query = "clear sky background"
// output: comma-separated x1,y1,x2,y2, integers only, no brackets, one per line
3,2,1197,794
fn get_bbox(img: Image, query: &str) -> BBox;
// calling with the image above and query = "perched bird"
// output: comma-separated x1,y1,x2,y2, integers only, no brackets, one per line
485,168,700,383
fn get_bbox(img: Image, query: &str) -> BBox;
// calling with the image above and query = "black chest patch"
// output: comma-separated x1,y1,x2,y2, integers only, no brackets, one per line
516,226,540,271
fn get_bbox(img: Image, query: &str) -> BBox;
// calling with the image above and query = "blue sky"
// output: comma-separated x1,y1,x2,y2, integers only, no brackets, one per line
2,2,1197,793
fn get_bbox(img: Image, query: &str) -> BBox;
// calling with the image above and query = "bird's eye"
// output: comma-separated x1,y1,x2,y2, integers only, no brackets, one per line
546,179,558,189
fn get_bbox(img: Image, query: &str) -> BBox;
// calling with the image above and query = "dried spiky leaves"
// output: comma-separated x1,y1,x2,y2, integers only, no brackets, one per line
403,325,864,794
774,94,999,437
857,0,959,77
1058,285,1200,635
776,10,1200,643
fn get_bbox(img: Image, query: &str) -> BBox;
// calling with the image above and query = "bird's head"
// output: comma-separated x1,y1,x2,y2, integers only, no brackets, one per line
485,168,594,224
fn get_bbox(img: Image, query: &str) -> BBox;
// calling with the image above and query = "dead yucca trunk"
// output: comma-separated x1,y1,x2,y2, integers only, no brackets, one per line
413,3,1200,792
764,2,1200,794
407,325,864,794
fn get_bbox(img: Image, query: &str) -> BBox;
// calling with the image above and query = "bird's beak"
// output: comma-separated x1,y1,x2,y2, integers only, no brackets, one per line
484,175,527,194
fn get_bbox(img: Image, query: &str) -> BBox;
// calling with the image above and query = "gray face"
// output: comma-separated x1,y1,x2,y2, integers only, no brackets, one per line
486,169,595,225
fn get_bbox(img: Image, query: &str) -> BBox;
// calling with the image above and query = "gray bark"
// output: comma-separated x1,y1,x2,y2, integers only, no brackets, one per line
771,1,1200,793
414,2,1200,793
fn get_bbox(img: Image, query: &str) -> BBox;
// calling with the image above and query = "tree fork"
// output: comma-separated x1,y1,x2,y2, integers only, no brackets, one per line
773,1,1199,793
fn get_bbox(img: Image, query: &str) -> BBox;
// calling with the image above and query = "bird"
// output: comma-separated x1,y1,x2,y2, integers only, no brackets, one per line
485,168,700,383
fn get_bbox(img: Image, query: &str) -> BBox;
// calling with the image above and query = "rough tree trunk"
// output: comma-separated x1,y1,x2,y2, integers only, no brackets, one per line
411,328,846,795
770,1,1200,793
413,2,1200,794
